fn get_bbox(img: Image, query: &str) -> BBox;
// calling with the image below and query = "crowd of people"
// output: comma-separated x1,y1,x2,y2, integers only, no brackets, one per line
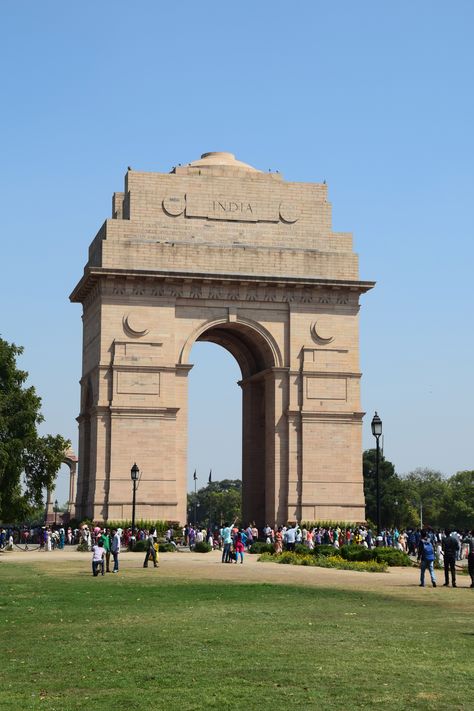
2,521,473,587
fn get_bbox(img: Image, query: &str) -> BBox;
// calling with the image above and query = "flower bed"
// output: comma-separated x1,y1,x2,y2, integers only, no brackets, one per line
258,551,387,573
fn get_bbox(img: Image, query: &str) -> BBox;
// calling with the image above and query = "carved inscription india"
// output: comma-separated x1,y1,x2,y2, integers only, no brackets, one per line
163,193,299,223
211,199,253,215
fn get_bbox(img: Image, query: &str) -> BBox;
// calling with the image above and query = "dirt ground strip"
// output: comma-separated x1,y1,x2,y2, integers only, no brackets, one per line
1,547,472,598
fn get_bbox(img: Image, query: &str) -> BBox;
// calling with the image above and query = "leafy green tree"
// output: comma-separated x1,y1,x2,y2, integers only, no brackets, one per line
441,470,474,530
399,468,449,529
363,449,406,527
187,478,241,527
0,337,70,521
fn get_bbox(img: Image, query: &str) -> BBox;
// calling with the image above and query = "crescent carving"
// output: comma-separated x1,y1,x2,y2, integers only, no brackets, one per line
123,313,149,338
311,321,334,345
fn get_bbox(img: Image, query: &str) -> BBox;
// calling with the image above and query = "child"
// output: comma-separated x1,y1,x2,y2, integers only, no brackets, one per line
234,532,245,564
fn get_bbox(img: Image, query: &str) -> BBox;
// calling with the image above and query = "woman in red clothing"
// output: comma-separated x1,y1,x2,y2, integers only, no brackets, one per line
274,527,283,554
234,532,245,564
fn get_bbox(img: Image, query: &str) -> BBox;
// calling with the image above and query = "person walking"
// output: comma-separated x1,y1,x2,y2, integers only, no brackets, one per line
245,525,254,549
143,529,158,568
417,530,437,587
111,528,121,573
442,529,460,587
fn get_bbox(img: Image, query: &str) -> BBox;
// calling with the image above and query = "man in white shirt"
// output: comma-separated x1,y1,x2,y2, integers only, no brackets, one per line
111,528,121,573
285,523,298,551
91,540,105,576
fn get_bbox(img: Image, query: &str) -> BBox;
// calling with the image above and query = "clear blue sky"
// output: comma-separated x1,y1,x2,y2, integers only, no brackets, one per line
1,1,473,504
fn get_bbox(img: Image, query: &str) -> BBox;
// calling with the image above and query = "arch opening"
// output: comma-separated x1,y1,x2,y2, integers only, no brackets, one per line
189,321,279,527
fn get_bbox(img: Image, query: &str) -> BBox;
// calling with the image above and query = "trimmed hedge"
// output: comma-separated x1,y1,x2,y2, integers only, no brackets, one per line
107,520,179,535
159,542,178,553
339,545,412,567
194,541,212,553
249,542,274,555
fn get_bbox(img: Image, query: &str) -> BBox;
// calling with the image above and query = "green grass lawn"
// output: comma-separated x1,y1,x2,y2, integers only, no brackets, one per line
0,562,472,711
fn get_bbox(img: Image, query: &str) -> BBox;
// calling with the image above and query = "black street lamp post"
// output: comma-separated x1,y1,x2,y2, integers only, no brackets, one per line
371,412,383,535
193,470,197,525
54,499,59,526
130,463,140,546
209,493,213,535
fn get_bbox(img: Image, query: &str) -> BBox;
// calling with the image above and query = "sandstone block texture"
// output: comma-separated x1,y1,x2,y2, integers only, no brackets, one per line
71,152,374,526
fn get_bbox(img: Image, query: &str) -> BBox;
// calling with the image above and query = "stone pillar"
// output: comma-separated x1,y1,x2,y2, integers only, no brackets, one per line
241,376,266,526
44,488,54,523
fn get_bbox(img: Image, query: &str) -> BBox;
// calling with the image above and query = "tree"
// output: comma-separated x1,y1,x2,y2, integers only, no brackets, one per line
441,470,474,530
187,479,242,527
363,449,406,527
400,468,449,529
0,337,70,521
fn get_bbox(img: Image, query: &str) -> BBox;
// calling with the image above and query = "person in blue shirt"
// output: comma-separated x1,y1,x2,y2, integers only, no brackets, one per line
417,530,437,588
220,519,236,563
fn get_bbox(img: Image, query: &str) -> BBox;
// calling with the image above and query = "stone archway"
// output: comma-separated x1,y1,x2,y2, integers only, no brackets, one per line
186,318,284,526
44,448,78,523
70,151,374,526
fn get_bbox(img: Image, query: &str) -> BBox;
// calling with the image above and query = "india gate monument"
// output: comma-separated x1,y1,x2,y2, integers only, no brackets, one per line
71,152,374,526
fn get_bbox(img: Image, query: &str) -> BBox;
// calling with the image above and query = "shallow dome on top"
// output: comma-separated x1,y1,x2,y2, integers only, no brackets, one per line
187,152,261,172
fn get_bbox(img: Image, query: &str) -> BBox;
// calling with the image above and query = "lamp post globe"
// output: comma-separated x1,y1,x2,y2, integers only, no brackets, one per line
371,411,382,438
371,412,383,537
130,463,140,547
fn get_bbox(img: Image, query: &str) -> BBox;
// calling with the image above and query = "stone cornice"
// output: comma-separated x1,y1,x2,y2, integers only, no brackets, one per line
286,410,365,421
70,266,375,306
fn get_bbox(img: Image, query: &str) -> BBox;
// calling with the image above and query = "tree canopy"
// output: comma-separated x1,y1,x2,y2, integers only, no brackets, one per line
187,478,241,527
363,449,473,530
0,337,70,521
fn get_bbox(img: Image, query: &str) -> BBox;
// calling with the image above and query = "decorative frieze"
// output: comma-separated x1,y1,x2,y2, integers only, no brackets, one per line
97,276,359,306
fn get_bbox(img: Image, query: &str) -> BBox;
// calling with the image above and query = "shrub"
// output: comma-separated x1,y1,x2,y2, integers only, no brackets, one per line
372,547,412,567
294,543,312,555
76,543,89,552
300,520,364,531
258,551,387,573
261,552,315,565
313,544,338,558
339,545,374,562
249,542,274,554
194,541,212,553
339,545,412,567
314,555,387,573
130,540,147,552
159,543,177,553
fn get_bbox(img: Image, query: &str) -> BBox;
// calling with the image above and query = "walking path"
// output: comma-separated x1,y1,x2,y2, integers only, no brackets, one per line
1,546,471,597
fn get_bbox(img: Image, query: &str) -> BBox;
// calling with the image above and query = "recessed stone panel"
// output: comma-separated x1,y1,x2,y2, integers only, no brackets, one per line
306,376,347,400
117,371,160,395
